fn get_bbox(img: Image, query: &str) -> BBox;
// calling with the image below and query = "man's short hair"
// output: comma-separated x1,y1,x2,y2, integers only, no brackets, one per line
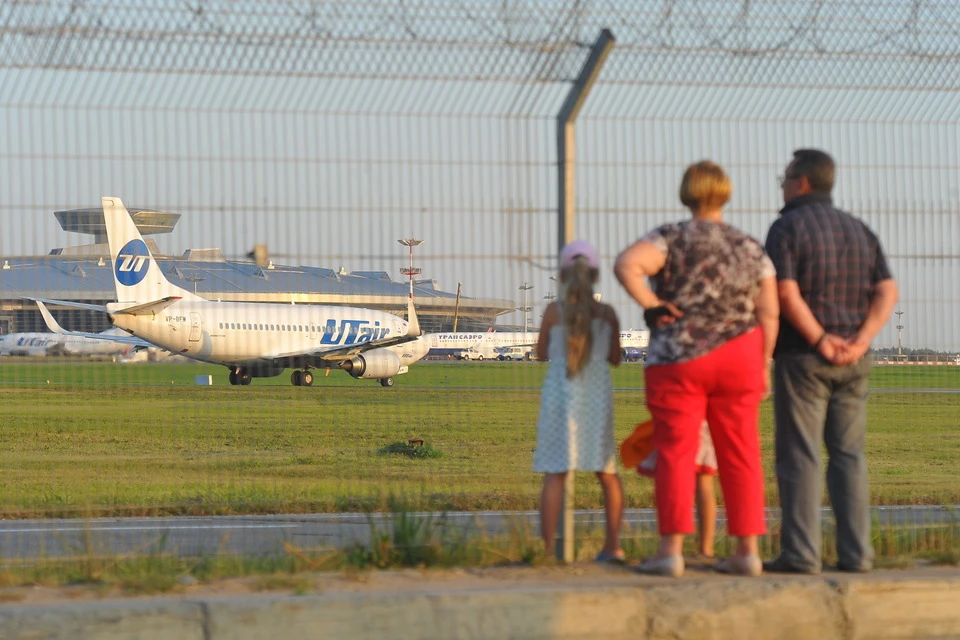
679,160,732,211
791,149,835,194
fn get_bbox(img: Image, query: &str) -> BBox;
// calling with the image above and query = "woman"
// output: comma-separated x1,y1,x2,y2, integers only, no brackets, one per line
614,160,779,577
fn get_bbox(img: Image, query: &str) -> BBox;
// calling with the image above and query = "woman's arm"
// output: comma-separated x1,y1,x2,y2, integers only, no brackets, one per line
753,275,780,363
613,240,666,310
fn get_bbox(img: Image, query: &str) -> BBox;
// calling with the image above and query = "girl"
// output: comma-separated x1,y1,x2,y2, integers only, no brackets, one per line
533,240,624,562
638,420,718,561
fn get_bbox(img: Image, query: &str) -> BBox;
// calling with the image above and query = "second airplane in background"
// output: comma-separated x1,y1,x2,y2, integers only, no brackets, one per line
31,196,428,387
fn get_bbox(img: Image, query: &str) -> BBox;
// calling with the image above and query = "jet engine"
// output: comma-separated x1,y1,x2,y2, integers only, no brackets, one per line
340,349,402,379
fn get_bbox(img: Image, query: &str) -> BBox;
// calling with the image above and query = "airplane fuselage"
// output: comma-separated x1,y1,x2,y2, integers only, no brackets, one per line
106,300,410,366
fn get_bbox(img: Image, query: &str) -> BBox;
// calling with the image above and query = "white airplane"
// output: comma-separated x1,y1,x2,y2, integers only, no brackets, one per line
29,196,428,387
424,328,649,360
423,331,540,359
0,328,132,357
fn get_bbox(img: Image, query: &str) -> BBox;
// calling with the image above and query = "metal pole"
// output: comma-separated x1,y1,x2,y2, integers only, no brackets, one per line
896,309,904,357
519,282,534,332
453,283,462,332
554,28,615,564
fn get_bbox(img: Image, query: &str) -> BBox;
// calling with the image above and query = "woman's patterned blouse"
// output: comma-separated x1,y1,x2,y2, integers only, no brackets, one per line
641,219,775,366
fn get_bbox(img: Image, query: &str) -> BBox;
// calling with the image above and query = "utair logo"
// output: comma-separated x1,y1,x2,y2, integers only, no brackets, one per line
115,239,151,287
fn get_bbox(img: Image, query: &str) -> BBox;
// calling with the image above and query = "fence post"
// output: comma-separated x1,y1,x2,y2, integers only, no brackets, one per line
555,27,615,563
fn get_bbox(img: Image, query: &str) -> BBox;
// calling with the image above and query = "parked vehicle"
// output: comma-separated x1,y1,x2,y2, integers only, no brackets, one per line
456,346,497,361
497,346,533,361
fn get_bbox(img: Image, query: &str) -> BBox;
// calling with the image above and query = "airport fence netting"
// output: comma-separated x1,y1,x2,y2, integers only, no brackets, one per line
0,0,958,571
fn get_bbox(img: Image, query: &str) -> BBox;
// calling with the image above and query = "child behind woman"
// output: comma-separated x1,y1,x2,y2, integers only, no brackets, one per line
638,421,717,560
533,240,625,562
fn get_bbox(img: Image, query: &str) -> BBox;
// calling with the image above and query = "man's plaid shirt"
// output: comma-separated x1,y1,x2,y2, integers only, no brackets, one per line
764,194,893,355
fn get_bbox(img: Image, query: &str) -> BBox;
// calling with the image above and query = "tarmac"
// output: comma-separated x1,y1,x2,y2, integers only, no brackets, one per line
0,561,959,639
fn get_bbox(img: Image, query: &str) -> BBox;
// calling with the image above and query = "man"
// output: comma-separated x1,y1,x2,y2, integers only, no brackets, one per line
764,149,899,574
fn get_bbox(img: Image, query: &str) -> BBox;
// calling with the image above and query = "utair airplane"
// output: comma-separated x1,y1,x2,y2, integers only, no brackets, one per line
0,327,131,356
0,328,131,357
29,196,428,387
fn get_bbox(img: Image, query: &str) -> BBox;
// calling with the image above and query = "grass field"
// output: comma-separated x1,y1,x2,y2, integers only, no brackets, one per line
0,359,957,518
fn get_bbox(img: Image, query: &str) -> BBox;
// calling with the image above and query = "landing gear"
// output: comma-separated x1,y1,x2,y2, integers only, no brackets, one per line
291,370,314,387
229,369,252,386
379,377,394,388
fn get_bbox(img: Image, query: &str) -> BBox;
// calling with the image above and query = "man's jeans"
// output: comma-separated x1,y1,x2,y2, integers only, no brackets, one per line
773,353,873,571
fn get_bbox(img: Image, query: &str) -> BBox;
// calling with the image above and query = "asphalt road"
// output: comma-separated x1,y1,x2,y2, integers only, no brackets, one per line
0,506,956,560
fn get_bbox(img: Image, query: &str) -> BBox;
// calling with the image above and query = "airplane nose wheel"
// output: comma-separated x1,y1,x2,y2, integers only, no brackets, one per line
379,377,394,388
291,370,314,387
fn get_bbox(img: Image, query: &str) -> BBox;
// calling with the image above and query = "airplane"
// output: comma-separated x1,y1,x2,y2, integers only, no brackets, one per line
423,331,540,359
0,332,61,357
29,196,427,387
424,327,650,361
619,328,650,362
0,328,133,357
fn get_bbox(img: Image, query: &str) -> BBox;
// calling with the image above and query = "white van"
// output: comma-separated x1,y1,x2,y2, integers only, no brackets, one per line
456,345,500,361
497,346,533,361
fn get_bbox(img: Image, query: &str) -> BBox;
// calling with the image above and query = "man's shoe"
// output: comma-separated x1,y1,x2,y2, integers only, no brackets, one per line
762,555,820,575
715,554,762,577
636,555,684,578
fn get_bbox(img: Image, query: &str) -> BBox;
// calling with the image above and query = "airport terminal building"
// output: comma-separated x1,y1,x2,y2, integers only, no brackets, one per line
0,208,514,335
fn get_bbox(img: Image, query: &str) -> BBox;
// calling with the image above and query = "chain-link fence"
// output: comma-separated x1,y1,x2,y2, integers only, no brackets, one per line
1,0,958,566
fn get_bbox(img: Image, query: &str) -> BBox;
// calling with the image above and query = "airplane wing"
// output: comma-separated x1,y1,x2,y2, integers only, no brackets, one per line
24,296,109,313
34,301,154,349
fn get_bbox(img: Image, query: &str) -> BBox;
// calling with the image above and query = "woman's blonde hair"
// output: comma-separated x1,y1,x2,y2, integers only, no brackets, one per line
560,257,599,378
679,160,732,212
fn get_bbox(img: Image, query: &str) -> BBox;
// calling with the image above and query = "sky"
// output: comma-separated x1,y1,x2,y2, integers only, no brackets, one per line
2,0,958,350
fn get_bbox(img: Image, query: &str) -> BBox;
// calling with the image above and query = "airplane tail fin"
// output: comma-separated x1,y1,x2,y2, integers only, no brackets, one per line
35,300,66,334
102,196,202,305
406,297,421,337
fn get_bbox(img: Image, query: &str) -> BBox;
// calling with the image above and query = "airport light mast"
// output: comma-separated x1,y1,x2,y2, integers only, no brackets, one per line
398,238,424,301
518,282,534,332
896,308,904,358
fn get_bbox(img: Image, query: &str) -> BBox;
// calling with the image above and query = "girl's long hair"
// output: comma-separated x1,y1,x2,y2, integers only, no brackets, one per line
560,257,599,378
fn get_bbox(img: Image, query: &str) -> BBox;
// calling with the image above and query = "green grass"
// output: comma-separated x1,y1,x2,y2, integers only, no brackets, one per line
0,358,955,589
0,360,957,517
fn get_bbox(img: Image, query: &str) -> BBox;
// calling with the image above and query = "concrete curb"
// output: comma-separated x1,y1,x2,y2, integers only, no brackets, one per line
1,567,959,639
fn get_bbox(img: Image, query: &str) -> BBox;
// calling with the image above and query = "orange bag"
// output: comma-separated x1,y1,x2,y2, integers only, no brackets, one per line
619,419,655,468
